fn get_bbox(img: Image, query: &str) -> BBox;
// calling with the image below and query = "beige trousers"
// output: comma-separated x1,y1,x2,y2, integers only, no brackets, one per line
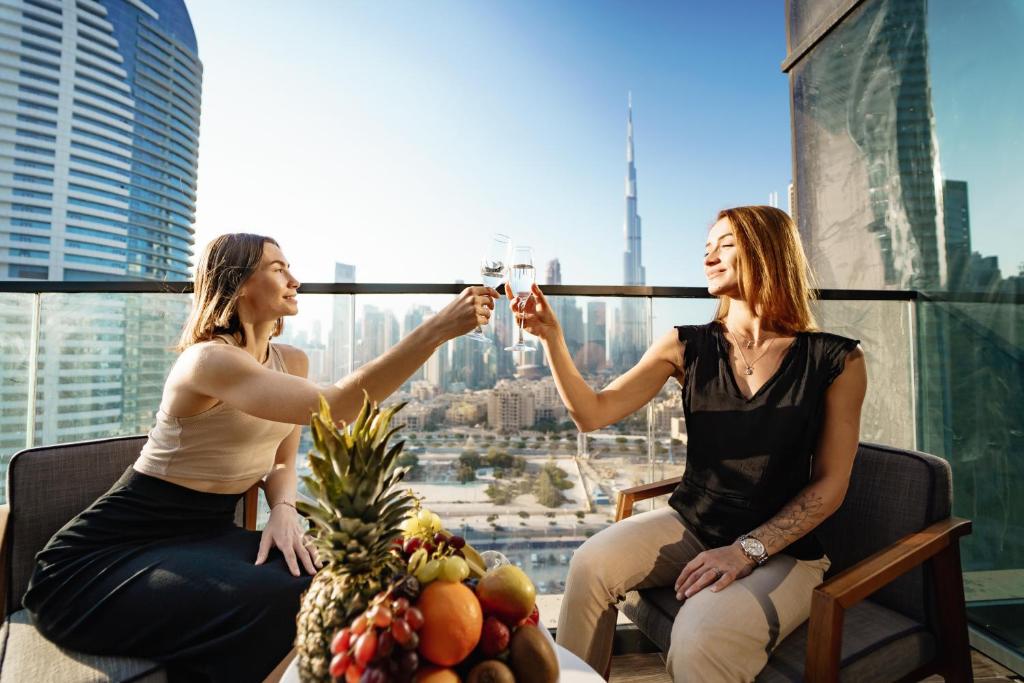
556,506,830,682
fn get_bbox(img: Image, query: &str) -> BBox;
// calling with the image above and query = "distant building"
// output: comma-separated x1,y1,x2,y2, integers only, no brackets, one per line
487,380,535,432
583,301,607,373
616,94,646,370
545,259,562,285
329,262,356,377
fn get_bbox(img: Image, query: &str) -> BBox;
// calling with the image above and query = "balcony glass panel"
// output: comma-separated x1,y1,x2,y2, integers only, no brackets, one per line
0,294,35,499
918,297,1024,652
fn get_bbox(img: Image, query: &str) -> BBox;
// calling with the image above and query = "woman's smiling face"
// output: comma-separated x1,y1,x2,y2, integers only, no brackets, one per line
704,217,741,298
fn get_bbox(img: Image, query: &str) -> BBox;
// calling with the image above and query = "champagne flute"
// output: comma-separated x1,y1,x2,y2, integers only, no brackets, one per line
466,233,510,343
504,246,536,352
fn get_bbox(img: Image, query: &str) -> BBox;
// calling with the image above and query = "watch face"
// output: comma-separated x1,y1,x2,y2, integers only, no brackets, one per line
742,537,765,556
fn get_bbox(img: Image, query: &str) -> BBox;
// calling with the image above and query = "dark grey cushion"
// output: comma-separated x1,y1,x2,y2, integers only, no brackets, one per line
756,600,934,682
0,610,166,683
5,435,149,614
621,589,933,682
817,442,951,624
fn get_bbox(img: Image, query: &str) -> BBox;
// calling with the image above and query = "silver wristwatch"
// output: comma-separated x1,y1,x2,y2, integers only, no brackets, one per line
737,534,769,566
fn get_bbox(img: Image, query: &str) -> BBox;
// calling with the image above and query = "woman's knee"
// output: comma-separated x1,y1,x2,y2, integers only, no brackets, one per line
667,592,769,681
566,535,615,585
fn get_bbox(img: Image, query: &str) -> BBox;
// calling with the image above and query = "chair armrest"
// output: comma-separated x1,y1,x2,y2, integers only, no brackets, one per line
815,517,971,608
0,504,9,618
805,516,973,682
242,481,265,531
615,476,682,521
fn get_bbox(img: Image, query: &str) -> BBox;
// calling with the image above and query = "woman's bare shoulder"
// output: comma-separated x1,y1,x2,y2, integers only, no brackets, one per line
272,343,309,378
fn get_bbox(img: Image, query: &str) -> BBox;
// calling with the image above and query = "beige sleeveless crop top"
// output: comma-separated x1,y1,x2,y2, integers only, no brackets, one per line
133,335,296,485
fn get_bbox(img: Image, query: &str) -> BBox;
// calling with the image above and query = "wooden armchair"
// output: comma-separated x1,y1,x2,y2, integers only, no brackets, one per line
615,442,973,682
0,435,263,683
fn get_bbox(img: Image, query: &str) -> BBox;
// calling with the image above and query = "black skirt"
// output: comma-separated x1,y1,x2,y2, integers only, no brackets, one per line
24,467,313,683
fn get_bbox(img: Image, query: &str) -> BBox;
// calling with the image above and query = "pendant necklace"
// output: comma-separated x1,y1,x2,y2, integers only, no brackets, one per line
727,329,776,375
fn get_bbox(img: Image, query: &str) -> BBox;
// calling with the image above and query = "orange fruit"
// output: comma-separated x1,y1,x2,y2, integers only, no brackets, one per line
415,580,483,666
476,565,536,625
415,665,460,682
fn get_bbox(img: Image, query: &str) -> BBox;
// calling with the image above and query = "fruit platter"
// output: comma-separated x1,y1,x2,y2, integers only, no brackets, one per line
292,397,560,683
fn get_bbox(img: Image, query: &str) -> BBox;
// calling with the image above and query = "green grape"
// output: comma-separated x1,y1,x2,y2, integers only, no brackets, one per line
429,512,442,534
406,548,427,575
414,558,440,584
416,509,433,526
439,555,469,582
402,516,421,536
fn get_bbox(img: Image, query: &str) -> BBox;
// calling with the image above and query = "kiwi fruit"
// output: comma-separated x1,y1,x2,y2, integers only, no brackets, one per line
508,625,558,683
466,659,515,683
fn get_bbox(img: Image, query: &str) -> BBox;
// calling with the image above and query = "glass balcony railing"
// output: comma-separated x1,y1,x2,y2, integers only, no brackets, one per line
0,282,1020,639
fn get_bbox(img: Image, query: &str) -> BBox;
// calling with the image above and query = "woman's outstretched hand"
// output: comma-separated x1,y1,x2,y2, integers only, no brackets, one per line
256,504,321,577
508,283,560,342
433,286,499,341
674,544,755,600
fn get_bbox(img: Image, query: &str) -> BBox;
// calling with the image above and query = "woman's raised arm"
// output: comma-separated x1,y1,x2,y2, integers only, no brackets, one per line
515,283,683,432
177,286,497,425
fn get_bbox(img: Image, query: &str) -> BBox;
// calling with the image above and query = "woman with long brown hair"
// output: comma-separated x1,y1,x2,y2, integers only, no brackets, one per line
24,234,497,682
512,206,867,682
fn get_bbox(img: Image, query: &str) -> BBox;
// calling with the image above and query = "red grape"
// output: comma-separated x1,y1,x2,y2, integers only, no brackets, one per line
391,618,412,645
433,532,446,546
351,615,368,635
377,630,395,658
331,627,351,655
402,537,421,555
397,650,418,674
359,666,387,683
345,663,363,683
448,535,466,549
329,652,350,679
405,607,424,631
367,605,392,628
391,597,410,615
354,630,377,665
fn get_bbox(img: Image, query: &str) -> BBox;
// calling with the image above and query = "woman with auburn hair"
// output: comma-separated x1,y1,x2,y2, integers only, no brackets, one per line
511,206,866,682
25,234,498,682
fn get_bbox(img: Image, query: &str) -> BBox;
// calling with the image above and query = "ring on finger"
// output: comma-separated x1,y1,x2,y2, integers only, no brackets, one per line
706,567,723,581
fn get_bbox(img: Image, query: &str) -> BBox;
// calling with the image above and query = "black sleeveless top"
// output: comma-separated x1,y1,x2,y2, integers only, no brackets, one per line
668,322,860,560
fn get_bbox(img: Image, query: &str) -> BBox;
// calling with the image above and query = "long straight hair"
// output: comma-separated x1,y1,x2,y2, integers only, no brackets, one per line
712,206,818,334
176,233,283,352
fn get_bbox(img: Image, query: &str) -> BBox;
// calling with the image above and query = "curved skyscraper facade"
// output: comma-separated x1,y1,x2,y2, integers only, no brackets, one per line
0,0,201,484
0,0,201,281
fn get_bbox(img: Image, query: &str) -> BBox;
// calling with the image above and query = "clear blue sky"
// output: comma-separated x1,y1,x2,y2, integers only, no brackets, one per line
185,1,792,287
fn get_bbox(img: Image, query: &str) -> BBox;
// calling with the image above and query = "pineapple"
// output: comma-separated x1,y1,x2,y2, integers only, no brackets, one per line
294,395,416,682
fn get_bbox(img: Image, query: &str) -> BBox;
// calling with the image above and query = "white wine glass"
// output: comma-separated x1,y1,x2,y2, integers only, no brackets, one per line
504,245,536,352
466,233,510,343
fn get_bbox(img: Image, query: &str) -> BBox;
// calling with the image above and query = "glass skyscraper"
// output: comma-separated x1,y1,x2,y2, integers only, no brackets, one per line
0,0,200,491
786,0,1024,670
1,0,200,281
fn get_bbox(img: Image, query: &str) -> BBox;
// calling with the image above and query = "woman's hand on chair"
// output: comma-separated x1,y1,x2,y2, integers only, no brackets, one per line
256,504,322,577
674,544,756,600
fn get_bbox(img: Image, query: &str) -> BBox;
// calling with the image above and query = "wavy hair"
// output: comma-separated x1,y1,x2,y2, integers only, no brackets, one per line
712,206,818,334
176,233,282,351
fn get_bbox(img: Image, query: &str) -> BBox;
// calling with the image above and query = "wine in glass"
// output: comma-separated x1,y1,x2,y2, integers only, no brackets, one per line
504,246,536,352
466,233,510,343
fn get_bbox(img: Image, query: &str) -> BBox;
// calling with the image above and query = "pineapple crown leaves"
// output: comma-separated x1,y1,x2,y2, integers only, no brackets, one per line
297,393,416,575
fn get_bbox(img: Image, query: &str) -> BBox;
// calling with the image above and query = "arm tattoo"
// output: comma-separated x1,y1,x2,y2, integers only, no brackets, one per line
752,489,826,552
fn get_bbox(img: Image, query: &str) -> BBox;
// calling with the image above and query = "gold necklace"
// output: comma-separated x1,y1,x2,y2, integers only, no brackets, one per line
727,329,776,376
